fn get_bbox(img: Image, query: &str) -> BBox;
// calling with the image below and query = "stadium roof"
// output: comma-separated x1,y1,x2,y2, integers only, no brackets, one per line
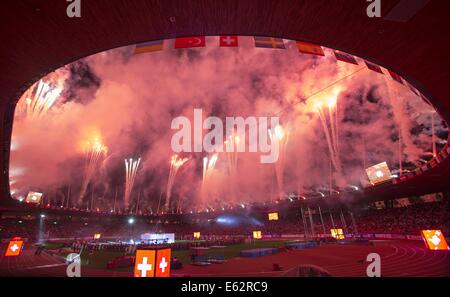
1,0,450,209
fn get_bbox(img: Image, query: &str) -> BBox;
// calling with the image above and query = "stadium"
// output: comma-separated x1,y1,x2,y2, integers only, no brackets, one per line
1,0,449,280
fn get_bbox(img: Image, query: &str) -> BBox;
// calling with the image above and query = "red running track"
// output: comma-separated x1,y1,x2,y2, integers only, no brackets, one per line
0,240,448,277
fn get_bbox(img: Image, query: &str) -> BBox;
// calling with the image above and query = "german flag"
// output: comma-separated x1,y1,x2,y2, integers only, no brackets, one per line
296,41,324,56
254,37,285,49
134,40,164,54
364,60,383,74
334,51,358,65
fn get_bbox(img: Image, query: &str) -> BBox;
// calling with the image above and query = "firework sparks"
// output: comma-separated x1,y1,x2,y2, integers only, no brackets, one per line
224,132,240,203
78,135,107,207
124,157,141,211
165,154,190,211
315,87,344,186
268,124,289,199
20,80,62,119
201,154,218,205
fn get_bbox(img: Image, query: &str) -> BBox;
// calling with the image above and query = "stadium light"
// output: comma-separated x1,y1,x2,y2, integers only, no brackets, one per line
128,218,135,224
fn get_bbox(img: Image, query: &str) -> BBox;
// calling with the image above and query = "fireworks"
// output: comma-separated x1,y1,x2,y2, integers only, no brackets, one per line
165,154,190,211
124,157,141,211
224,133,240,203
315,87,343,186
20,80,62,119
268,124,289,199
201,154,218,205
78,135,108,207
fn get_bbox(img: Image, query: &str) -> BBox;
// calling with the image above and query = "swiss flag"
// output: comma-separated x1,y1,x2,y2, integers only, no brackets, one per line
174,36,206,49
155,248,171,277
5,239,24,257
134,250,156,277
220,36,238,47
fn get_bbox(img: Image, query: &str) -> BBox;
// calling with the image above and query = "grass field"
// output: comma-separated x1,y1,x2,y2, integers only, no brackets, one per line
68,239,290,271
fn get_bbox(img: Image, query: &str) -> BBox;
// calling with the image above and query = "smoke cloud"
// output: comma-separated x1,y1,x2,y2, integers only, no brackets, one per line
9,37,447,211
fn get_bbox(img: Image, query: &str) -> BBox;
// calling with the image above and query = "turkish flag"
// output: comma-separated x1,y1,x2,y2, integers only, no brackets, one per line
5,239,24,257
134,250,156,277
220,36,238,47
155,249,171,277
174,36,205,49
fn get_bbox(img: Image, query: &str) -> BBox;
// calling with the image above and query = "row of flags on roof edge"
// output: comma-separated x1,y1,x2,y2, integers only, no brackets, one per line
392,144,450,184
134,36,447,182
133,37,408,82
134,36,426,100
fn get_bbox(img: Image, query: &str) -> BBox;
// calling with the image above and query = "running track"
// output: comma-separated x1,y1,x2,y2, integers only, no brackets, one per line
0,240,448,277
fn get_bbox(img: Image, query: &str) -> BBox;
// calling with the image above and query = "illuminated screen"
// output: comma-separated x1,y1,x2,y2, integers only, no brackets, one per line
134,250,156,277
253,231,262,239
140,233,175,244
421,230,449,251
268,212,279,221
25,191,42,204
193,232,201,239
365,162,392,184
155,248,171,277
330,228,345,240
5,239,24,257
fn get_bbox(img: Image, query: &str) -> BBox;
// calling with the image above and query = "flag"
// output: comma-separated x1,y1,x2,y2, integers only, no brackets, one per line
334,51,358,65
436,153,444,163
364,60,383,74
134,40,163,54
220,36,238,47
388,70,404,84
134,250,156,277
175,36,205,49
296,41,324,56
155,249,171,277
5,239,24,257
440,148,449,159
254,37,285,49
421,230,449,251
429,158,438,168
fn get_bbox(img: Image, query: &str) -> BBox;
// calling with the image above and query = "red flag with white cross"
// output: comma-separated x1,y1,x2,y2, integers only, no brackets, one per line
220,36,238,47
155,248,171,277
5,238,24,257
134,250,156,277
